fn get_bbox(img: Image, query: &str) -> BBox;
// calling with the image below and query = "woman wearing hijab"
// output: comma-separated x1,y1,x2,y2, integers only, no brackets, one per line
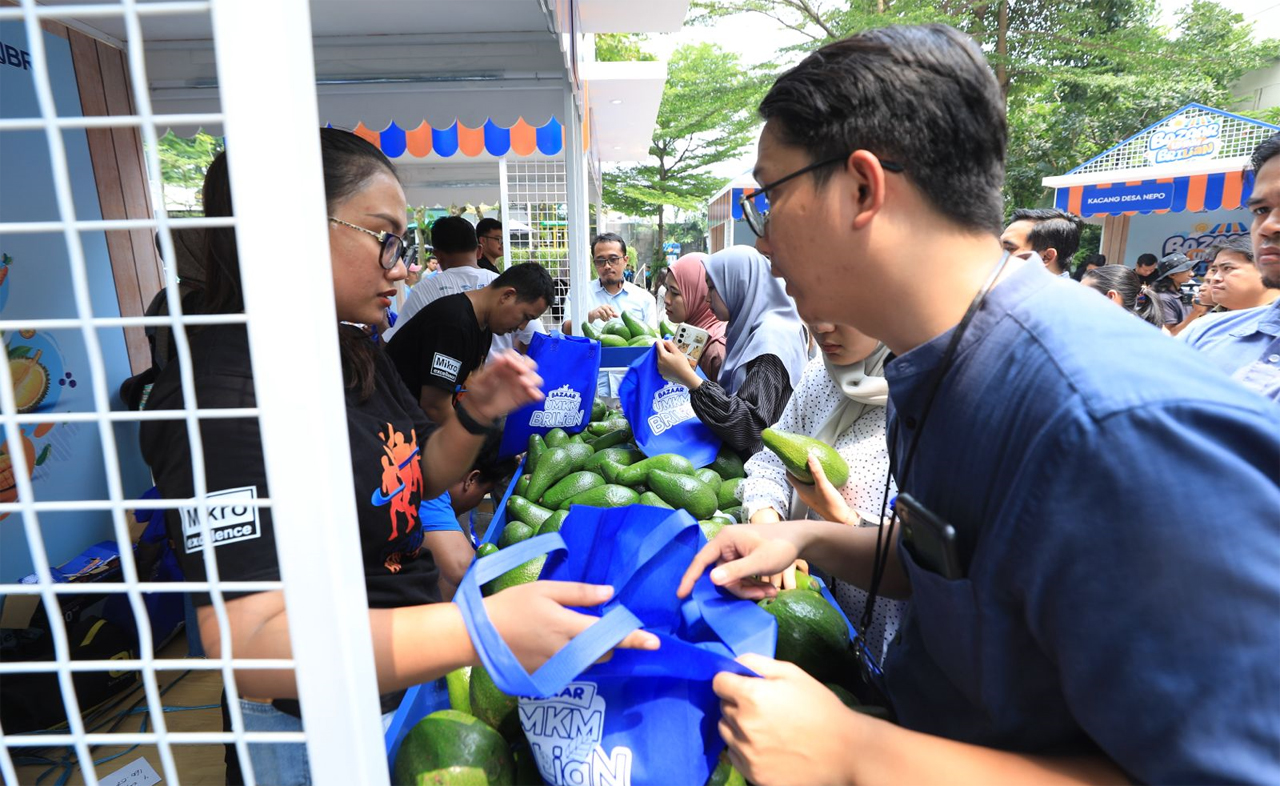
656,246,809,456
663,252,728,383
739,321,906,660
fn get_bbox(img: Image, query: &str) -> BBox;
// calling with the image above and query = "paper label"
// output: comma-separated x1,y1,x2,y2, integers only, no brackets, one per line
99,756,161,786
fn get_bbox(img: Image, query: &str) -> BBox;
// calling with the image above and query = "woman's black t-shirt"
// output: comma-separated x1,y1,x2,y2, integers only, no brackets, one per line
139,325,442,609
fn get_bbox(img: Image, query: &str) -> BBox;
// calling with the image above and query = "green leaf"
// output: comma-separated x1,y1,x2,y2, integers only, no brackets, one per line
595,33,658,62
687,0,1280,265
601,42,766,239
8,345,31,359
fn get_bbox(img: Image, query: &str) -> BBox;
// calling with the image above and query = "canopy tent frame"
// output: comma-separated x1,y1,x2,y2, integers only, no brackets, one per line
1041,104,1279,267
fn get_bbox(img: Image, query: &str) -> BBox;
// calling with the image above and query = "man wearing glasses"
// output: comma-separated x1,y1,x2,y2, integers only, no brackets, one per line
562,232,657,334
475,217,504,275
680,23,1280,786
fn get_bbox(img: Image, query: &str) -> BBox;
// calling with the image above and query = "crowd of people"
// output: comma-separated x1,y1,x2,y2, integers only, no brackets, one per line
130,20,1279,786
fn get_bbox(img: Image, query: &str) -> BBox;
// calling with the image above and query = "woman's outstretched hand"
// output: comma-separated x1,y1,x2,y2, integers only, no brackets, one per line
655,339,701,389
787,455,853,525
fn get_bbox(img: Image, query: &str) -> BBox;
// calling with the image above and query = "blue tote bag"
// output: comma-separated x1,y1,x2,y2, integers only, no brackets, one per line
617,346,721,467
499,332,602,457
453,505,777,786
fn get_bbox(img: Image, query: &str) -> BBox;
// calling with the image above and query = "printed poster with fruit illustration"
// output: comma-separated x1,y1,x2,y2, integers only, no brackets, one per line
2,318,82,523
0,244,144,583
2,18,150,580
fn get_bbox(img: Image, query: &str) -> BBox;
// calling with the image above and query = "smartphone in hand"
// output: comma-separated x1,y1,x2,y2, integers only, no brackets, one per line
673,323,711,364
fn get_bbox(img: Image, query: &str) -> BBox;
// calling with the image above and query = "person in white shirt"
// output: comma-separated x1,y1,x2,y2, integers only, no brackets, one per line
739,321,906,662
1000,208,1083,278
385,215,544,354
562,233,658,334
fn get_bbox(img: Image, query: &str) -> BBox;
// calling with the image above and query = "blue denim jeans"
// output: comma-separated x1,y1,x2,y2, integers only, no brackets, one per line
237,699,395,785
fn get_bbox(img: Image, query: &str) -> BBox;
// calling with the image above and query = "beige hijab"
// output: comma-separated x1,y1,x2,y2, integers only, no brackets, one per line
789,343,891,520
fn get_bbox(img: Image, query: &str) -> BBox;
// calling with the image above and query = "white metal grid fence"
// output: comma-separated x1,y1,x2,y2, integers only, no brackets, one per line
1070,104,1277,175
0,1,387,784
507,159,571,326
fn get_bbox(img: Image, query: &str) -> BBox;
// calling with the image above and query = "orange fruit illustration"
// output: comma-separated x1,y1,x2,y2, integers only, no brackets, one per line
0,434,36,505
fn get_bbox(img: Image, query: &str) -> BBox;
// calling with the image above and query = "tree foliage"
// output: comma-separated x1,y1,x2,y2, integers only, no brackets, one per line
595,33,658,62
689,0,1279,214
155,131,224,211
602,43,766,257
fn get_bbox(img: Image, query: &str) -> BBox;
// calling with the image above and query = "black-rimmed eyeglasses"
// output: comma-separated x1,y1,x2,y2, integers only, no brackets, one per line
740,155,904,238
328,217,409,271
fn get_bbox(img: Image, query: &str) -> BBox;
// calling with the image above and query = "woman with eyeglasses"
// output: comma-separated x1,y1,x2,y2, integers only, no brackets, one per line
139,128,657,785
655,245,809,457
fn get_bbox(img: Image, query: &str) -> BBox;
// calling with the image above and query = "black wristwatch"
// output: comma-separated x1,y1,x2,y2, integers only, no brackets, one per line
454,400,498,435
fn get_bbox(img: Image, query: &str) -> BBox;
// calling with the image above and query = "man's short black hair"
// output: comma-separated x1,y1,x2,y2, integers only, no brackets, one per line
1137,253,1158,267
472,428,518,485
1205,236,1255,264
492,262,555,306
757,24,1006,234
591,232,628,258
475,217,502,238
1250,132,1280,173
431,216,478,254
1011,208,1084,267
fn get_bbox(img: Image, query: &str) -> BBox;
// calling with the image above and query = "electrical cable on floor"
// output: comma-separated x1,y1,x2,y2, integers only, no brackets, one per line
11,669,222,786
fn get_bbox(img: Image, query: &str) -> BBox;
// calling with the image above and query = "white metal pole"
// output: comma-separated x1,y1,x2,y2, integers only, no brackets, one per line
499,156,511,269
564,84,589,334
209,2,389,785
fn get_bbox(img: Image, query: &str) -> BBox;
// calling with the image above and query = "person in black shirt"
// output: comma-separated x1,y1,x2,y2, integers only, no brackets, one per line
385,263,554,425
475,217,503,274
655,246,809,456
139,129,656,786
1134,252,1159,285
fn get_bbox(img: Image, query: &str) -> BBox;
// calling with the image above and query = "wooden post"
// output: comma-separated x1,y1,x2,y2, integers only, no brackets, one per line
67,27,163,374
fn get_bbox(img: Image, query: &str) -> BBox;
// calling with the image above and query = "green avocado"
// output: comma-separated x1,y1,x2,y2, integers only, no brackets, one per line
761,427,850,487
639,491,673,509
757,589,855,684
602,319,632,341
648,469,717,519
717,477,743,509
560,484,641,509
497,521,534,549
708,448,746,480
505,496,554,531
393,709,513,786
614,453,697,486
541,471,606,509
622,310,658,339
526,433,547,475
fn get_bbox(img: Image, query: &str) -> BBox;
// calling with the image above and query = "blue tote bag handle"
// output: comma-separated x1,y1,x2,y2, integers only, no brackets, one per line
454,533,644,698
688,570,777,660
536,505,773,681
588,572,767,682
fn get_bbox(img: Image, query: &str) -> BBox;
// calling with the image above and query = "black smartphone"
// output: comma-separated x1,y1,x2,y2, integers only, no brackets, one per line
897,493,965,580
